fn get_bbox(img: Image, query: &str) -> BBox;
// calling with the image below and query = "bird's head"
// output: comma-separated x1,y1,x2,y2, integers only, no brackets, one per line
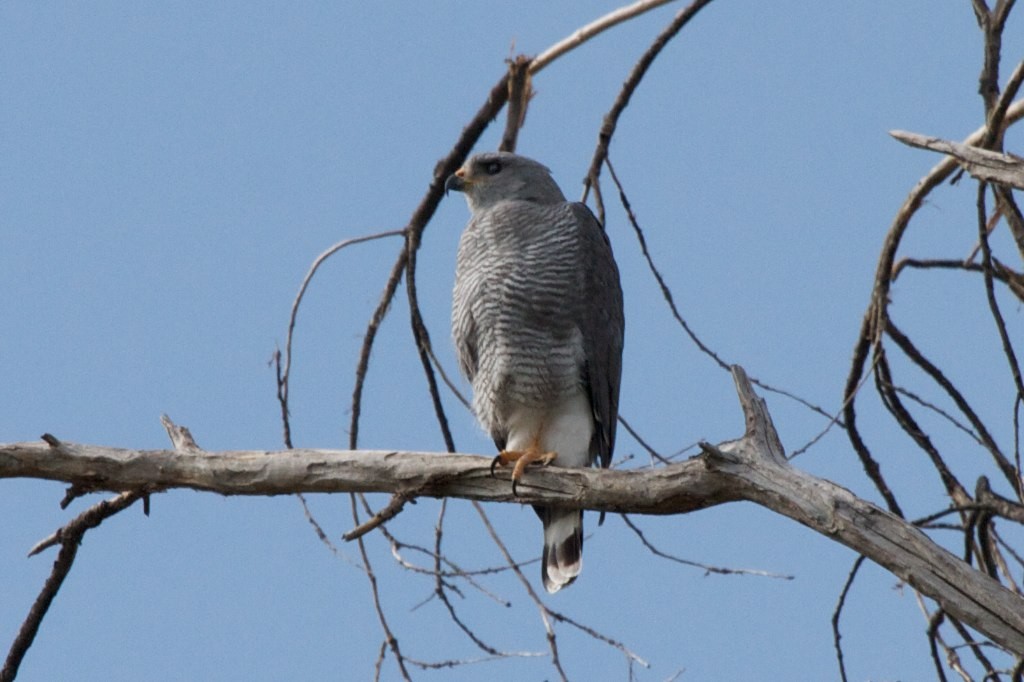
445,152,566,211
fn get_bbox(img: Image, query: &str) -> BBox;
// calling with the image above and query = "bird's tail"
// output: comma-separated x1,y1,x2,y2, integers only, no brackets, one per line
541,507,583,593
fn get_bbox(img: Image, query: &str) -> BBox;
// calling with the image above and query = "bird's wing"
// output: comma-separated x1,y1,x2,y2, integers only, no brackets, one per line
453,215,509,451
570,202,624,469
452,220,481,384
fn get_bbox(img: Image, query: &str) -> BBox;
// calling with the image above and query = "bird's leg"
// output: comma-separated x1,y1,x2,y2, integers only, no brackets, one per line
491,435,558,496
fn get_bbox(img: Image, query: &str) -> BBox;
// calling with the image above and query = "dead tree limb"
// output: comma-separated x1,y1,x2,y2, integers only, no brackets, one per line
0,436,731,512
890,129,1024,190
3,366,1024,655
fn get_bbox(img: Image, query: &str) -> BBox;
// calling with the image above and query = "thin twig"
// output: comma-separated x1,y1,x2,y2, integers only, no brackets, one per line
500,56,533,153
605,154,838,423
790,352,880,459
893,385,983,448
621,515,794,579
986,523,1021,595
530,0,681,76
471,501,569,682
350,494,412,681
831,555,866,682
426,342,471,410
343,492,417,542
347,72,512,451
547,610,649,670
893,256,1024,302
976,183,1024,414
390,537,537,583
617,414,671,465
925,607,952,682
913,504,992,529
296,493,361,569
404,652,545,670
948,612,998,680
3,491,147,682
348,255,410,450
404,209,457,454
582,0,716,199
373,640,387,682
275,228,406,448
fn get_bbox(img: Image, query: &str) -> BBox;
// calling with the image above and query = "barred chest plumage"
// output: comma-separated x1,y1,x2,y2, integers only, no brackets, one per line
452,200,588,435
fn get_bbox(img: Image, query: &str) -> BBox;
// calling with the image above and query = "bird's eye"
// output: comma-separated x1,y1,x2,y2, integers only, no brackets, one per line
485,161,502,175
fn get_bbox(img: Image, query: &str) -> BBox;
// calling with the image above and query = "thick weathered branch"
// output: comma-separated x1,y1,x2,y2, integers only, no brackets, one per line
0,439,732,514
890,129,1024,189
3,367,1024,654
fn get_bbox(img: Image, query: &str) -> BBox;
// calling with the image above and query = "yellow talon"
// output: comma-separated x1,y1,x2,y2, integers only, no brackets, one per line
491,446,558,496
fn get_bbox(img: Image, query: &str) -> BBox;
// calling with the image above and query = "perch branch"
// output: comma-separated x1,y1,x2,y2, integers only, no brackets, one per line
4,366,1024,655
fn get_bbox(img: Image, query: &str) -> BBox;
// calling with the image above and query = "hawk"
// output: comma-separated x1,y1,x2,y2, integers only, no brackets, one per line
446,152,624,593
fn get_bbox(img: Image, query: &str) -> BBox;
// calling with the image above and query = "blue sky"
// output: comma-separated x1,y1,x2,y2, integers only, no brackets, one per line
3,2,1023,680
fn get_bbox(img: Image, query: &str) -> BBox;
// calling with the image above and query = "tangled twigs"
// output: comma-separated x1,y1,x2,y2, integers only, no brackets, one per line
843,98,1024,517
838,1,1024,673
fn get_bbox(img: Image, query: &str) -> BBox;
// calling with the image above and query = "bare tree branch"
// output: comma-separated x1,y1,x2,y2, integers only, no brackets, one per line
832,555,867,682
890,129,1024,190
583,0,716,199
274,228,406,448
843,97,1024,519
6,367,1024,655
620,514,794,579
893,256,1024,303
499,55,533,153
1,490,148,682
343,491,417,542
351,492,412,681
0,439,733,511
529,0,681,75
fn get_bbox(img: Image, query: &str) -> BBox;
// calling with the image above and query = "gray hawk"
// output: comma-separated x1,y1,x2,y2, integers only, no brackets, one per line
446,151,624,593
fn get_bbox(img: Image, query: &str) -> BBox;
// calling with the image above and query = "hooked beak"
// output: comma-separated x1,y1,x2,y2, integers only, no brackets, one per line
445,168,468,195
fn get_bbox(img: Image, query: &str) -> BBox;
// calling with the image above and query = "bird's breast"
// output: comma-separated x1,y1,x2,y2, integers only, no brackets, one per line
455,203,588,428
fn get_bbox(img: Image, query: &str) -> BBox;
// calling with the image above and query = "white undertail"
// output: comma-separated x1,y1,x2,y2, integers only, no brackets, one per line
505,392,593,593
